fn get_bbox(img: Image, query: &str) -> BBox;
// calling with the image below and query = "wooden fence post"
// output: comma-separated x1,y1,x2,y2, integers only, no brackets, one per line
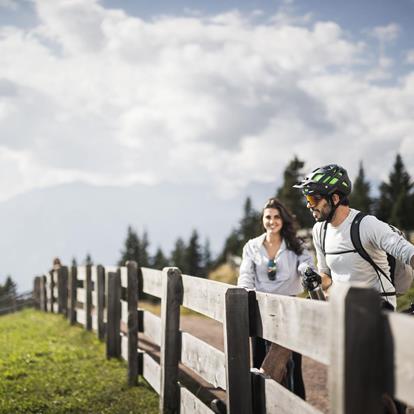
85,264,93,331
48,270,54,312
33,276,41,309
40,275,47,312
329,284,383,414
57,266,68,316
69,266,77,325
106,271,121,359
127,261,139,386
224,288,252,414
159,267,183,414
96,265,106,341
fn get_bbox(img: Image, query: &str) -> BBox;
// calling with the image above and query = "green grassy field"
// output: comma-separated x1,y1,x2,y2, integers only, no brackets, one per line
0,309,158,414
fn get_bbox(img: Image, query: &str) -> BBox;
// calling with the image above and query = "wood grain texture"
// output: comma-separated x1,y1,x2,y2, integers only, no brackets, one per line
385,311,414,406
254,291,330,365
141,310,161,346
143,353,161,394
141,267,163,298
181,274,230,322
181,331,226,389
179,386,215,414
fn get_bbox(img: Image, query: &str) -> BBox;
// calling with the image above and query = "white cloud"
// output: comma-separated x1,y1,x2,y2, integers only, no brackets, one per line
406,49,414,64
0,0,413,203
369,23,400,43
0,0,18,10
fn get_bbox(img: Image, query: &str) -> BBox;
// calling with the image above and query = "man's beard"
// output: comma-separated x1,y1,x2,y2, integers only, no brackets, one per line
312,205,331,222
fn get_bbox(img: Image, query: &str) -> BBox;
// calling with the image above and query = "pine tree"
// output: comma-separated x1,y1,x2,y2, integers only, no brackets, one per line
118,226,140,266
277,156,314,228
239,197,261,244
84,253,93,266
185,230,203,277
138,230,150,267
151,247,169,270
170,238,187,272
376,154,413,229
202,238,213,275
349,161,372,213
71,257,78,267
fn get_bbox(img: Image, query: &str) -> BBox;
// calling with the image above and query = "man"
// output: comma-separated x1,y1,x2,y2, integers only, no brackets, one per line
294,163,414,414
293,164,414,310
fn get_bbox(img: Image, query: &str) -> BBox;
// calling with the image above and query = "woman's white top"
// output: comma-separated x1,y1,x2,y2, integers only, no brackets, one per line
237,233,314,295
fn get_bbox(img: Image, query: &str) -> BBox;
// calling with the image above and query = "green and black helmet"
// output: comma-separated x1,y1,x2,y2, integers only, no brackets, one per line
293,164,352,196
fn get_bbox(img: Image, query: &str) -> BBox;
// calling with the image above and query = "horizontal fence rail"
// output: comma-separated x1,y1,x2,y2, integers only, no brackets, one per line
33,263,414,414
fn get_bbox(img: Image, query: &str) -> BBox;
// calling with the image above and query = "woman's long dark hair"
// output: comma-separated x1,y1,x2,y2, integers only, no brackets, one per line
262,197,303,255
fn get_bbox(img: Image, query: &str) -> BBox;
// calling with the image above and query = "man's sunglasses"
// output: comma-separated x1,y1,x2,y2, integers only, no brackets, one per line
305,194,323,207
267,259,277,281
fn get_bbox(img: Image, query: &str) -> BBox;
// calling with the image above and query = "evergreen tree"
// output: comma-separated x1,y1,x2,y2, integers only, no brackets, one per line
376,154,413,229
349,161,372,213
138,230,150,267
0,276,17,309
171,238,187,273
71,257,78,267
239,197,261,243
276,156,314,228
185,230,203,277
84,253,93,266
151,247,169,270
118,226,151,266
202,238,213,275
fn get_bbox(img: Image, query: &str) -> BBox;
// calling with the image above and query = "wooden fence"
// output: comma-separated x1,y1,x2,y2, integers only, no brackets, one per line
33,263,414,414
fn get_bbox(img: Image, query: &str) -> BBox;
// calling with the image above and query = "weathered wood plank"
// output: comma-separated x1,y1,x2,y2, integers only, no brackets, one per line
141,267,162,298
77,288,86,304
85,265,92,331
126,261,139,386
181,331,226,390
121,300,128,325
57,266,68,316
179,386,215,414
181,274,230,322
96,265,105,341
69,266,77,325
120,266,128,288
92,314,98,332
40,275,47,312
329,284,383,414
253,373,323,414
141,310,161,346
386,311,414,406
254,291,330,365
160,268,183,413
143,353,161,394
121,334,128,361
77,266,87,281
76,308,86,326
224,288,252,414
106,271,121,358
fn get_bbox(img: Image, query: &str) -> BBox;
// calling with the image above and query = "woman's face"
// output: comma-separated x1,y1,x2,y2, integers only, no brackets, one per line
262,207,283,235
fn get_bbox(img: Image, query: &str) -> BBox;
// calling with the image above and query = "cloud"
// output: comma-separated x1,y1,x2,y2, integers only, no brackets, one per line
0,1,413,202
0,0,18,10
369,23,400,43
406,49,414,64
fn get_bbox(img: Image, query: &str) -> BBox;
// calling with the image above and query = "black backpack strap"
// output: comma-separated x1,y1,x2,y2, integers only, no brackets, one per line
350,212,393,286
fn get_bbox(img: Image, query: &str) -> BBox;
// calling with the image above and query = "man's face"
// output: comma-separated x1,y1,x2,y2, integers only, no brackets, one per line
305,194,332,222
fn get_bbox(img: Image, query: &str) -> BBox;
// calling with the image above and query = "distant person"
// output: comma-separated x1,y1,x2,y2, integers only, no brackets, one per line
238,197,314,399
52,257,61,271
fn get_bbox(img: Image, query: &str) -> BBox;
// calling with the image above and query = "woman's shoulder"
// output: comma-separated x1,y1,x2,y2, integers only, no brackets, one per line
244,234,266,250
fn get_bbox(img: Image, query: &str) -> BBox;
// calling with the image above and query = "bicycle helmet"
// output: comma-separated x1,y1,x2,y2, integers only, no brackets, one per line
293,164,352,196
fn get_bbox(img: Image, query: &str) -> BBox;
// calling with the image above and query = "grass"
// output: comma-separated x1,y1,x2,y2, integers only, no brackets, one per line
0,309,158,414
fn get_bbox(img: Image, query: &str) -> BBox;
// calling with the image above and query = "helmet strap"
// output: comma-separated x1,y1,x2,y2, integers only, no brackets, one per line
325,194,341,223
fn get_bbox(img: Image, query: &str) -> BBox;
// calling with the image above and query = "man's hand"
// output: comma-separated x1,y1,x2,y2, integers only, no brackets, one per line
321,273,332,292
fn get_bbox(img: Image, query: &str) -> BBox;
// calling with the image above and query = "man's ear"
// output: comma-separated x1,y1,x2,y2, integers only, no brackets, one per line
331,193,341,206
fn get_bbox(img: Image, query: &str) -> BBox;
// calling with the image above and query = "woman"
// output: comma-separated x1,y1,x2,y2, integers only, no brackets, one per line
237,197,314,399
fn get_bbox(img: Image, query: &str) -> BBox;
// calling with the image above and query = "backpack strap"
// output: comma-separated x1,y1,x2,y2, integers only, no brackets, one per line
350,212,394,294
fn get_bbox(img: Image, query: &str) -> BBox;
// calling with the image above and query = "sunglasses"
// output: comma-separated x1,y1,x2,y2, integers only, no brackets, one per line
305,194,323,207
267,259,277,280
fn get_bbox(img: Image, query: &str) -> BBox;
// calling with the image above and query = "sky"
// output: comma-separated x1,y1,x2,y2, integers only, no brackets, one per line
0,0,414,288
